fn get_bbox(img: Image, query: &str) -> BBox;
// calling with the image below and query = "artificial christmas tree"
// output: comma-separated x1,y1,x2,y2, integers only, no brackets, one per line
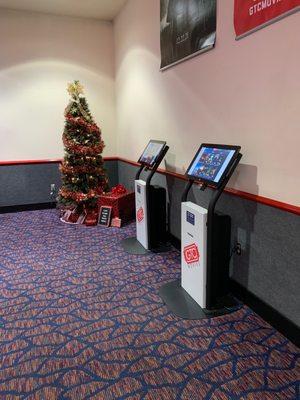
57,81,108,224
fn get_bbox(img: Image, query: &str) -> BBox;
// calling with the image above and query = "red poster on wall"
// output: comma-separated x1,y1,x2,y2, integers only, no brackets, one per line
234,0,300,39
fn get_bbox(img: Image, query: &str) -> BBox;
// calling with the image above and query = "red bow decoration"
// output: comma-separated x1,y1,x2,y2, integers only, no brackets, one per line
111,184,127,195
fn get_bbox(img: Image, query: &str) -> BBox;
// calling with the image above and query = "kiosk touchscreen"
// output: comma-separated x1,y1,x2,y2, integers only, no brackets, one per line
186,144,240,187
138,140,166,167
122,140,169,255
160,144,242,320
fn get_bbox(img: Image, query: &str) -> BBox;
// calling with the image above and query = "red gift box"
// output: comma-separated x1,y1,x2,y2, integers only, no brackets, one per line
84,209,98,226
98,191,135,223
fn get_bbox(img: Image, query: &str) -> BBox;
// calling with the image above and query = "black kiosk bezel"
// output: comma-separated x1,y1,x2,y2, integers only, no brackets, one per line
138,140,167,168
186,144,241,188
159,143,243,320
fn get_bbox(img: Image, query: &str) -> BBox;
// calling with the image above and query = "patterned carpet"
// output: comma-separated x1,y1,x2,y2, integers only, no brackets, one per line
0,210,299,400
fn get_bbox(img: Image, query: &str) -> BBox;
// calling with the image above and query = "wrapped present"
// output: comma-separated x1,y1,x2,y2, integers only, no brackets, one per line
61,208,80,224
111,184,127,196
111,217,122,228
98,187,135,223
85,209,98,226
83,206,99,226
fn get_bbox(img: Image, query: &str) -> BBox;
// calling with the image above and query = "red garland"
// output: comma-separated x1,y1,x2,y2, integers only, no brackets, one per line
60,164,105,175
59,187,103,202
63,114,104,155
63,136,104,156
65,114,101,135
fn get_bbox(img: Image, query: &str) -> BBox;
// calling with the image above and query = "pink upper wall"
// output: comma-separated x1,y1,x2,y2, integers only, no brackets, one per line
114,0,300,206
0,9,116,160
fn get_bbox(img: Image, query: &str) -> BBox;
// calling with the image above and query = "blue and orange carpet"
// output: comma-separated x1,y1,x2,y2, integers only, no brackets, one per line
0,210,299,399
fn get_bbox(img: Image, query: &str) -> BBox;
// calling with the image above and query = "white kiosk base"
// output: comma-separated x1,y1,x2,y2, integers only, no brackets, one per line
181,202,207,308
159,201,210,320
159,201,241,319
135,180,149,250
159,200,241,319
121,180,150,255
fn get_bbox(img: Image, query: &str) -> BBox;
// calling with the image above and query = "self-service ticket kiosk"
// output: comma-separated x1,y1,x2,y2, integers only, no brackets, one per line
121,140,169,255
160,144,242,319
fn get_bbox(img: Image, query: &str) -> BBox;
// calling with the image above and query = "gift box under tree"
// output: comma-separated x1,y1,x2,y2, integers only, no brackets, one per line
98,185,135,223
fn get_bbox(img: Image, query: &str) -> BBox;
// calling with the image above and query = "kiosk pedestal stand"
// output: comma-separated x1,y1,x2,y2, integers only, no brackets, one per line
121,141,169,255
159,144,242,320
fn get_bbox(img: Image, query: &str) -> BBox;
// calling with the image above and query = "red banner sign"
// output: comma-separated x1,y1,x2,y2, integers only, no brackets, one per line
184,244,200,265
234,0,299,38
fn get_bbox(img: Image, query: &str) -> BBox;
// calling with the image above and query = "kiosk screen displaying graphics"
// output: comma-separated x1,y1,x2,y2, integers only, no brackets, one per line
187,144,241,187
138,140,166,167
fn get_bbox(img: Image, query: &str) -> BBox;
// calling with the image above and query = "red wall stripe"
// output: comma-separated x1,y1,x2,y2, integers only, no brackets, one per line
0,159,63,166
117,157,300,216
0,157,299,216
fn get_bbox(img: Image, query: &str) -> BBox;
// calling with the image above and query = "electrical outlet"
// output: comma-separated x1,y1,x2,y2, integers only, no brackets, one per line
50,184,56,199
237,227,246,251
235,242,242,256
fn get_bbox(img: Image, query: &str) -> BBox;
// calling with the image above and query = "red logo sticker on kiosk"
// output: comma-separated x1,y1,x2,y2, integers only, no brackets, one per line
184,243,200,264
137,207,144,222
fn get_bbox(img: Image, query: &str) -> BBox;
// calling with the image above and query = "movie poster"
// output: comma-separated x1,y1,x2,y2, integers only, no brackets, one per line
234,0,300,39
160,0,216,70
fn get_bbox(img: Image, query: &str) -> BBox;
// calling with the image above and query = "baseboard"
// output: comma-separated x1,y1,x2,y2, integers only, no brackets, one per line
168,232,299,347
0,202,56,214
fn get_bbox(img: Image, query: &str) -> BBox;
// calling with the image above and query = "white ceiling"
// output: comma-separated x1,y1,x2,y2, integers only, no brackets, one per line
0,0,127,21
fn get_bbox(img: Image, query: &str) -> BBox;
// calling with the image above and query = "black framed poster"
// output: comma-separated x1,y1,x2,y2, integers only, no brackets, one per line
160,0,217,70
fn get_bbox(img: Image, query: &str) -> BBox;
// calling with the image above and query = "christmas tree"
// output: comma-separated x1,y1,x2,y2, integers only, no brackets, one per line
57,81,108,216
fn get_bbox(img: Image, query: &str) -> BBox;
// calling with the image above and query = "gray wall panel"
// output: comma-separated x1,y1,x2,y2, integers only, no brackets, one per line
105,160,119,189
118,160,300,327
0,164,62,207
0,160,119,207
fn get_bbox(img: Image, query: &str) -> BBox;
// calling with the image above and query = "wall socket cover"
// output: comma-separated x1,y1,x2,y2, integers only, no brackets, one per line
237,227,246,250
